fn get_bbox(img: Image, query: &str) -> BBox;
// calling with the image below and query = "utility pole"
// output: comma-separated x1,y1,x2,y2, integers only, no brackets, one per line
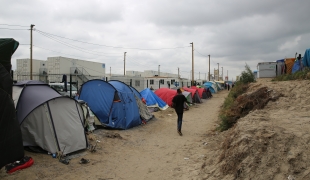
214,68,215,81
30,24,35,80
190,42,194,86
221,67,223,80
217,63,219,81
178,67,180,79
158,65,160,76
208,54,210,81
124,52,127,76
227,70,228,81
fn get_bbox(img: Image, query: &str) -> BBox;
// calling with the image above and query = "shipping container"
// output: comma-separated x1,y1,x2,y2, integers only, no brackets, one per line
257,62,277,78
47,57,105,87
15,58,45,81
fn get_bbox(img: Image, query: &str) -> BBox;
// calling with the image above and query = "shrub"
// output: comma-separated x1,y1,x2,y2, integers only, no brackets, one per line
273,67,310,81
218,63,254,131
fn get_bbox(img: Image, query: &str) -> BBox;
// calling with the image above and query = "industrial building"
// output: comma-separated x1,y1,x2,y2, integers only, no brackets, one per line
14,56,106,89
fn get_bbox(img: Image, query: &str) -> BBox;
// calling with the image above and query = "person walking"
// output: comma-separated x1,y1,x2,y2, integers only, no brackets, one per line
172,88,191,136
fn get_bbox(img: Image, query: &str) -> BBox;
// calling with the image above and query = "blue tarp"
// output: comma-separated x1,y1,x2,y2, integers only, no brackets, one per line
303,49,310,68
78,79,141,130
292,59,302,74
140,88,168,110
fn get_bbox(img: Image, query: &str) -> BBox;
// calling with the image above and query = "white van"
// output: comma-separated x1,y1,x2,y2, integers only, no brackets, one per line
49,83,78,97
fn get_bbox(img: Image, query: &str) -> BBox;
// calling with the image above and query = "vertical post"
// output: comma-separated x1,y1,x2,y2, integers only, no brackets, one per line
221,67,223,81
208,54,210,81
69,74,72,98
214,68,215,81
158,65,160,76
190,42,194,86
217,63,219,81
30,24,35,80
124,52,127,76
147,80,148,88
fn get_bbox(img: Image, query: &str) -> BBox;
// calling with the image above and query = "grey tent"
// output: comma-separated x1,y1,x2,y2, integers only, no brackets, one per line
13,80,88,155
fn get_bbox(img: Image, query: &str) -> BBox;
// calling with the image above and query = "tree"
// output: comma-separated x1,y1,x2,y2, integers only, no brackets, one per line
239,63,255,84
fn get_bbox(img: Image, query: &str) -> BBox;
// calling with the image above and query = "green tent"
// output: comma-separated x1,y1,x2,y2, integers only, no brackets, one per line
0,38,24,169
0,38,19,73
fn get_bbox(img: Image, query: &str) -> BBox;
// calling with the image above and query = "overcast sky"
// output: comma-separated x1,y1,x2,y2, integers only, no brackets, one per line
1,0,310,81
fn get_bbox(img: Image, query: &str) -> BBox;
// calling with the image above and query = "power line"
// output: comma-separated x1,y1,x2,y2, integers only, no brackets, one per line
35,29,189,50
36,31,123,57
36,30,123,55
33,45,100,60
0,24,29,27
196,50,217,66
0,28,28,30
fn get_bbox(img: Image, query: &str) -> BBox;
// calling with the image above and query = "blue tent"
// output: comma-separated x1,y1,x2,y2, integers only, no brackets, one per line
203,82,216,94
78,79,141,130
302,48,310,67
130,86,142,99
140,88,169,110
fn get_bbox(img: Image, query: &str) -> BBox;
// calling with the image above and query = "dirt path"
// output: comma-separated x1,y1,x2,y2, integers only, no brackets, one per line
1,90,229,180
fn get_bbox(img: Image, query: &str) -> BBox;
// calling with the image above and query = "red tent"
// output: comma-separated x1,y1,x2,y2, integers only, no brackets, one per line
191,86,207,99
183,87,202,103
183,87,197,98
154,88,177,107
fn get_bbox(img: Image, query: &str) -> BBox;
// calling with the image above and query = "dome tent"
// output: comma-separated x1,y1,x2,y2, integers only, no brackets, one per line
78,79,141,129
13,80,88,155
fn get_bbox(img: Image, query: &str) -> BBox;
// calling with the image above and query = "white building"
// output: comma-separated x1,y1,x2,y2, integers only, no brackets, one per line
14,58,46,82
14,57,106,89
47,57,105,87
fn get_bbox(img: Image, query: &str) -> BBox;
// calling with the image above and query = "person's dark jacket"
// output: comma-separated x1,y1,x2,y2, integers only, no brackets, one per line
172,94,188,114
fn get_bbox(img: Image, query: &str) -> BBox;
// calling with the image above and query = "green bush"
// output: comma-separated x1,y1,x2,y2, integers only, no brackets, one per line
217,63,254,131
273,67,310,81
239,63,256,84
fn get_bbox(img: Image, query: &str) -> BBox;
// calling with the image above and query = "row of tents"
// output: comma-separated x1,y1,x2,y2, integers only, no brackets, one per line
1,39,225,168
9,79,155,157
9,79,223,158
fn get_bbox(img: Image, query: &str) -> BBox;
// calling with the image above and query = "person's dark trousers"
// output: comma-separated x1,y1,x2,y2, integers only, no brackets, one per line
177,113,183,131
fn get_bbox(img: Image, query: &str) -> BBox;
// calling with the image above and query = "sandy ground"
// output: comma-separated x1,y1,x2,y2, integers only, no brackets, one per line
0,88,227,180
1,78,310,180
199,78,310,180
